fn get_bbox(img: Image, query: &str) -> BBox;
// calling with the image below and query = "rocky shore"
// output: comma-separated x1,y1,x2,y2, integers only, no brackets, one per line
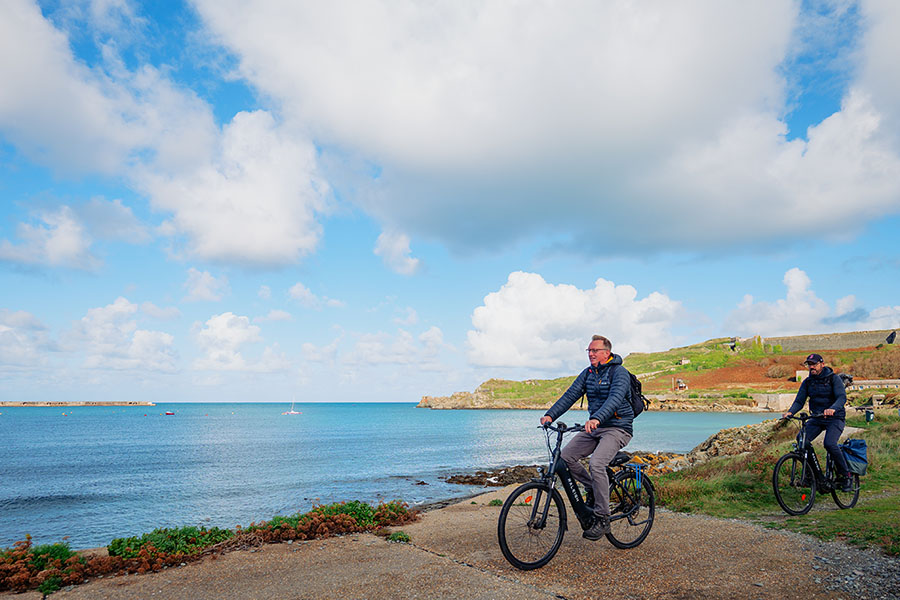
444,418,786,486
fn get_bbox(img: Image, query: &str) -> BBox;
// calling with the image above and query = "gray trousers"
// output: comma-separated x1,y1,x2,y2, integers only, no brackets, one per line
560,427,632,517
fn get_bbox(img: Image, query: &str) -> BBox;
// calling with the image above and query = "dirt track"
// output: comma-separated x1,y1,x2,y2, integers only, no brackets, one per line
3,486,898,600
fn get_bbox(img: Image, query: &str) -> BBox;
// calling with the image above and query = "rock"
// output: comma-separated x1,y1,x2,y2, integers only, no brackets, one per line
446,465,541,486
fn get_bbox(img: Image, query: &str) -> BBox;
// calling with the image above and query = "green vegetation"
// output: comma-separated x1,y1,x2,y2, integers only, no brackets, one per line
1,500,418,595
108,526,233,559
657,414,900,555
386,531,411,543
488,499,503,506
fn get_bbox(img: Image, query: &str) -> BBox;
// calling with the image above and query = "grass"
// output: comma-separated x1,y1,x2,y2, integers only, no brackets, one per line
656,414,900,555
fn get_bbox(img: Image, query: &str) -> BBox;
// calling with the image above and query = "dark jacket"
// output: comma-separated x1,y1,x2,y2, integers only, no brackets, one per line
544,353,633,435
787,366,846,420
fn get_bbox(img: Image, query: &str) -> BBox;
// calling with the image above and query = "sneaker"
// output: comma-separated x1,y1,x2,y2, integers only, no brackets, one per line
840,476,853,493
583,515,610,541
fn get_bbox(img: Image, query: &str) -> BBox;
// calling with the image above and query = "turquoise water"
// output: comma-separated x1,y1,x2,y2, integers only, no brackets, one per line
0,403,776,549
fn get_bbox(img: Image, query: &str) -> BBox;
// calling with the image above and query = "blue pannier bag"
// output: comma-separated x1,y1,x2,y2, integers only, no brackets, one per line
841,438,868,476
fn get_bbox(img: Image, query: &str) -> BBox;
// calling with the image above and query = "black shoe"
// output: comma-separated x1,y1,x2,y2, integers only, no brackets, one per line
583,516,610,541
840,476,853,493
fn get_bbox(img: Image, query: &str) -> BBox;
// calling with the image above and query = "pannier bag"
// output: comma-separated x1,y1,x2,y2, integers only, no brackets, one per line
841,438,868,476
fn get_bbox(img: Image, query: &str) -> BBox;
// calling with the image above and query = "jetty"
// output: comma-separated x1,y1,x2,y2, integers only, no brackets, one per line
0,401,156,407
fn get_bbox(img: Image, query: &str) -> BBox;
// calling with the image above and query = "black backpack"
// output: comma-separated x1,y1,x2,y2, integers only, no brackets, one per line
621,366,650,417
579,365,650,417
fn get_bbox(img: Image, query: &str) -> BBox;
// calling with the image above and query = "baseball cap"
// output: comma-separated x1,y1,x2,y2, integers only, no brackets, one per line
804,353,824,365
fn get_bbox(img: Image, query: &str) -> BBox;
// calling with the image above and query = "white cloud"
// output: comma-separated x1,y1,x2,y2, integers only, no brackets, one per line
289,281,344,309
140,111,328,266
393,307,418,326
302,336,341,363
374,231,421,275
193,311,290,372
467,272,682,370
67,297,178,372
0,206,97,269
725,268,900,336
0,0,216,175
190,1,900,257
140,302,182,320
346,328,448,369
1,4,330,270
183,268,230,302
0,309,55,369
77,198,150,243
254,309,292,323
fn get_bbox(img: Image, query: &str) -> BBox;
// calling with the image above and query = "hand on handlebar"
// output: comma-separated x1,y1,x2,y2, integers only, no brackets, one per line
823,408,835,417
540,415,553,427
584,418,600,433
781,412,792,419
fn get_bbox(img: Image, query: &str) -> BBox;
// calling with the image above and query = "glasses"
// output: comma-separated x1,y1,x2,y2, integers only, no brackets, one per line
586,348,609,354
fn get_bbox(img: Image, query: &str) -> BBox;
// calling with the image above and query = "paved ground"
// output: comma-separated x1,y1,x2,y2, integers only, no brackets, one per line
3,486,897,600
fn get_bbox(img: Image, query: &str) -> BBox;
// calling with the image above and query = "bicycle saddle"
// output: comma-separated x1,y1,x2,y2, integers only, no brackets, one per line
609,451,631,467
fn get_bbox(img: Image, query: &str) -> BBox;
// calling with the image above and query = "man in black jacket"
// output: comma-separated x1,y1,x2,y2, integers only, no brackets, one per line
783,353,852,491
540,335,633,540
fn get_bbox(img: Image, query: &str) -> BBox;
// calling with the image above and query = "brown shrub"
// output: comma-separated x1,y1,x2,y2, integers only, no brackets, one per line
851,348,900,379
766,364,793,378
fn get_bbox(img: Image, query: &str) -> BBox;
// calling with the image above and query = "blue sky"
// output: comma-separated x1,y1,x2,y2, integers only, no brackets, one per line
1,0,899,403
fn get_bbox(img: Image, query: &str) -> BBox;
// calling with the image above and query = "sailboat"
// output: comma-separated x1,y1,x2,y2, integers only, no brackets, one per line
282,397,301,415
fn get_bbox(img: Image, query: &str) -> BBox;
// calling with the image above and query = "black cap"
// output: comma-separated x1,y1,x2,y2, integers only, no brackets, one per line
804,353,824,365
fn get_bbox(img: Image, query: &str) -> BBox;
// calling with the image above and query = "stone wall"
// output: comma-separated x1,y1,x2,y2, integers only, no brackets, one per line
761,330,895,352
751,393,796,411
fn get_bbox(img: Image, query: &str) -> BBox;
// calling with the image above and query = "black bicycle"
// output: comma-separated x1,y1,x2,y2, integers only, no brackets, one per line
497,422,655,570
772,413,860,515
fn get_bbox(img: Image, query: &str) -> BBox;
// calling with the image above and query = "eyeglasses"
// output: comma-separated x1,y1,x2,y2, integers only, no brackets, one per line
586,348,609,354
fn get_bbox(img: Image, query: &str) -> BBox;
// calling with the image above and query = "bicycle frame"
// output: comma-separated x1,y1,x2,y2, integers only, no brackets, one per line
537,423,644,531
791,416,837,492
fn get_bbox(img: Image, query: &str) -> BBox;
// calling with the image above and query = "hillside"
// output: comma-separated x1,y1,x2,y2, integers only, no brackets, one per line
418,330,899,410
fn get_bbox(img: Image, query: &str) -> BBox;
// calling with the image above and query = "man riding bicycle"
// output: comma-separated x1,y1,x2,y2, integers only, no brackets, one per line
540,335,633,540
782,353,852,492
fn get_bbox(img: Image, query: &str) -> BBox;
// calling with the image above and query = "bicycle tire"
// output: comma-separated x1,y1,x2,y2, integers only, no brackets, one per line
773,453,816,515
605,470,655,549
831,473,860,509
497,482,567,570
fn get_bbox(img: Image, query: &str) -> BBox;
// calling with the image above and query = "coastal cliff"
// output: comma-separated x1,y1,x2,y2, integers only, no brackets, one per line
417,378,770,412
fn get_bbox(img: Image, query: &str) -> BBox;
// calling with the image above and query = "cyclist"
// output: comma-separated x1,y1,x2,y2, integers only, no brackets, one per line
540,335,633,540
782,353,852,492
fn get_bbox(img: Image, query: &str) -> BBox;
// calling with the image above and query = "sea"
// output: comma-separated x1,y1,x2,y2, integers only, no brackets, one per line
0,402,777,549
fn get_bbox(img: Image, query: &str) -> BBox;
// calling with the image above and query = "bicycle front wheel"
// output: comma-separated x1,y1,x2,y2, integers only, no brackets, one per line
831,473,860,509
773,453,816,515
497,482,567,570
606,469,655,549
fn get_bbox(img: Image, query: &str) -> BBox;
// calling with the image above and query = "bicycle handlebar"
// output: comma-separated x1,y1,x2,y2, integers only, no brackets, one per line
782,412,827,421
540,421,585,433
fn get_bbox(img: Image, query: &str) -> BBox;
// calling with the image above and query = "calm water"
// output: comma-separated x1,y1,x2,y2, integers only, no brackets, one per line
0,403,776,549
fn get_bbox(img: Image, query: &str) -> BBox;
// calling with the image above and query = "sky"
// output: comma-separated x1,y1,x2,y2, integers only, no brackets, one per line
1,0,899,403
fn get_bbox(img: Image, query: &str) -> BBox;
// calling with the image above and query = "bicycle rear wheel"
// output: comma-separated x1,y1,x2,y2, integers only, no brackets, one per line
497,482,566,570
773,453,816,515
606,470,655,549
831,473,860,509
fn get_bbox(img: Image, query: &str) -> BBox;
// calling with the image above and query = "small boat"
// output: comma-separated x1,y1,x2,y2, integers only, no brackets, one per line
165,411,175,415
282,398,301,415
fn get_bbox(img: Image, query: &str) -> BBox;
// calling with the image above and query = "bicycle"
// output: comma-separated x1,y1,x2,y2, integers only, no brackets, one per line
497,422,655,570
772,412,860,516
